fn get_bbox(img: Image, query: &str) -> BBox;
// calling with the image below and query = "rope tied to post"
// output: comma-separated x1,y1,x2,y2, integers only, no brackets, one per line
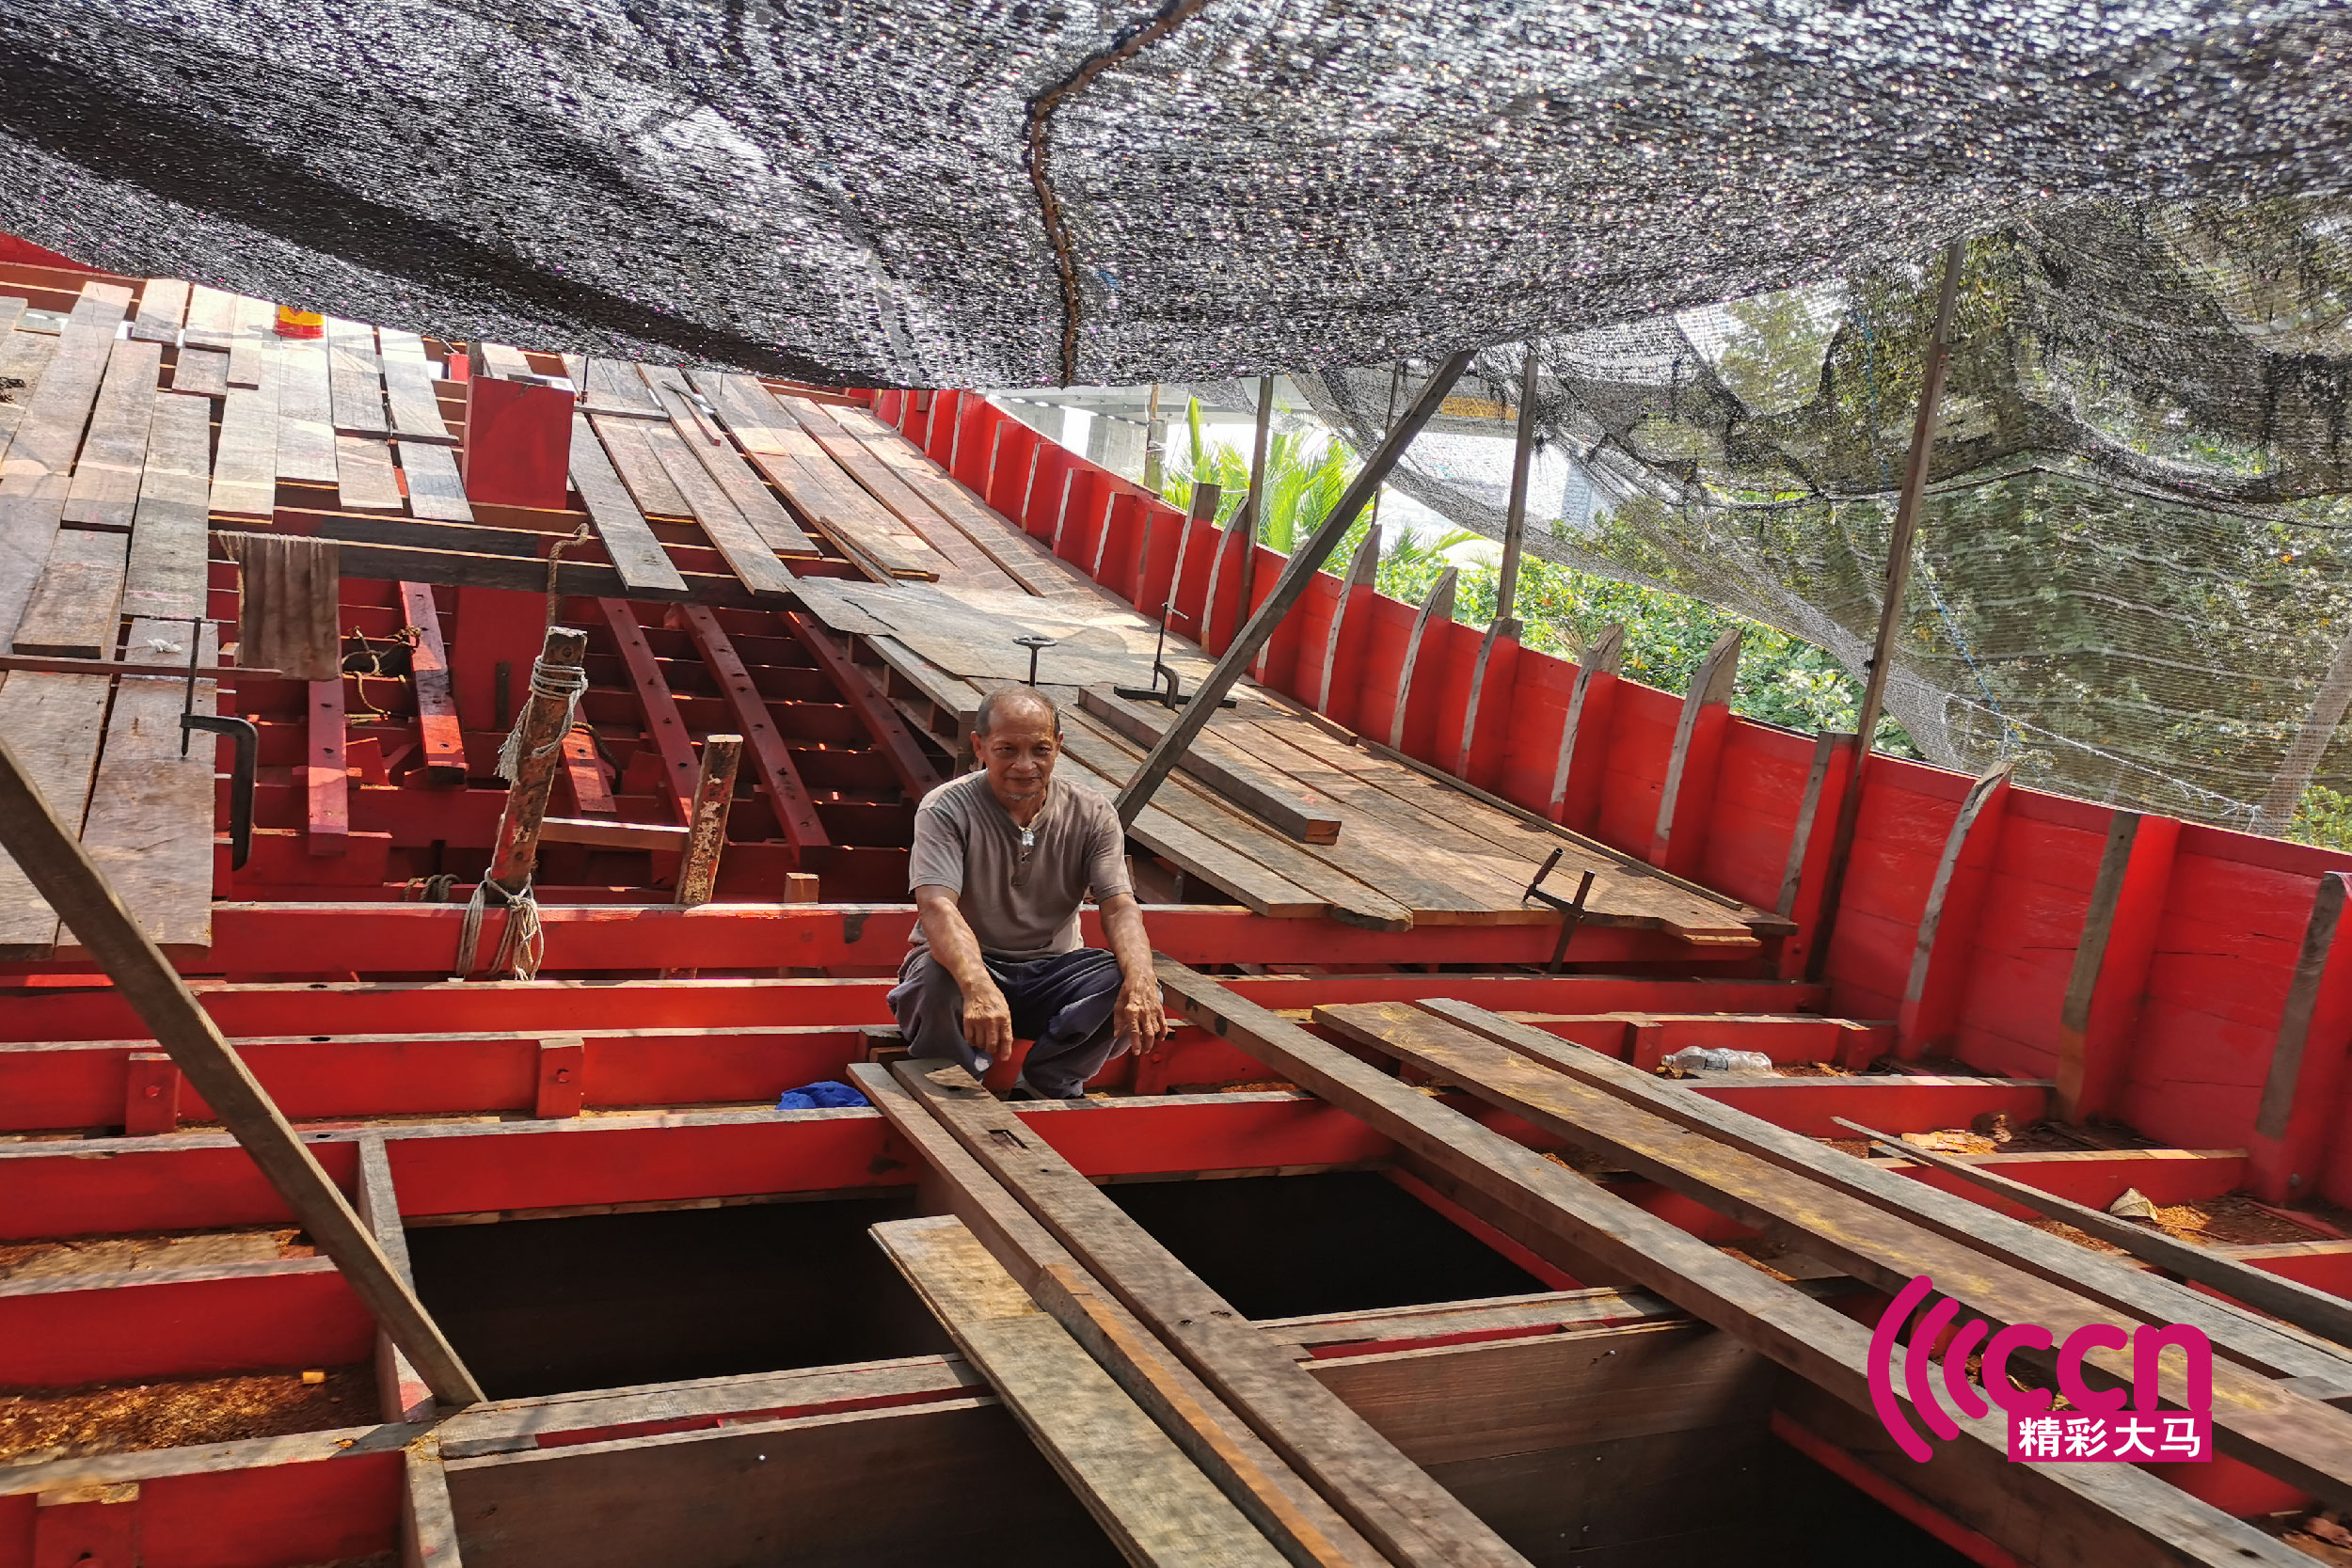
493,656,589,785
453,876,548,981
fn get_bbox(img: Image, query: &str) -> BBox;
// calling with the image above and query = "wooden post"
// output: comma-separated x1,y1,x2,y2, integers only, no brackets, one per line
1807,241,1966,982
675,734,741,908
1546,623,1624,828
1453,616,1520,781
0,727,485,1406
1312,523,1381,720
1774,733,1858,980
2251,872,2352,1202
1649,628,1740,873
398,582,466,784
305,677,348,856
2054,811,2179,1122
1142,382,1165,493
1238,374,1275,607
1495,345,1540,625
1116,352,1472,825
1895,764,2011,1057
1387,566,1457,751
484,625,589,895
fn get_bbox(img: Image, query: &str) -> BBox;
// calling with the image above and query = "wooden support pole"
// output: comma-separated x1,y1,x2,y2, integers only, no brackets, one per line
1116,351,1471,827
305,677,348,856
0,729,484,1406
1895,764,2011,1057
356,1133,436,1425
1546,623,1623,828
397,581,466,784
1452,616,1519,781
1649,627,1740,873
1807,241,1966,982
2054,811,2178,1122
1495,345,1540,626
675,734,741,908
2252,871,2352,1202
483,625,589,895
1311,524,1380,718
1387,566,1457,752
1774,732,1857,980
1238,374,1275,607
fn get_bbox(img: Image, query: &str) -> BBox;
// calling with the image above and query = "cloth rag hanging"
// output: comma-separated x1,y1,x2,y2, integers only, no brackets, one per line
220,531,342,681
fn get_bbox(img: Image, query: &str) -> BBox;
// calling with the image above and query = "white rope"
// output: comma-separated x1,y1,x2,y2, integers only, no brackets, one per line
494,657,588,784
452,877,548,981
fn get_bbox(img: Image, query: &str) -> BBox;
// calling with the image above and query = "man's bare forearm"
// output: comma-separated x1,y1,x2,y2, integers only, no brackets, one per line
914,886,993,992
1100,895,1155,983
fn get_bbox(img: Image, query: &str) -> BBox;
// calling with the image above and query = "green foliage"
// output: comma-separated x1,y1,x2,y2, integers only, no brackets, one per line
1158,399,1359,552
2293,784,2352,853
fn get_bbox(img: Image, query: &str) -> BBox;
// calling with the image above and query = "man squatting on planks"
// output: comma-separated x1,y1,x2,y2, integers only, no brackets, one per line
889,685,1169,1099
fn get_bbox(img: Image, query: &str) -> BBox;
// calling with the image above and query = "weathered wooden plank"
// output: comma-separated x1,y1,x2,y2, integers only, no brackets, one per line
129,279,190,344
335,436,406,515
325,318,387,436
876,1215,1292,1568
0,293,133,646
0,668,118,954
376,327,431,364
226,295,278,389
11,530,127,657
587,411,690,519
79,621,217,949
120,391,215,625
1154,965,2311,1568
822,402,1072,594
476,341,536,381
569,414,686,594
208,383,280,519
398,582,465,783
890,1061,1533,1568
60,339,165,531
383,356,454,445
274,343,340,486
676,606,828,847
645,378,818,557
581,356,660,417
1080,686,1342,844
638,420,796,597
181,285,237,350
397,441,473,524
0,321,58,459
170,346,229,398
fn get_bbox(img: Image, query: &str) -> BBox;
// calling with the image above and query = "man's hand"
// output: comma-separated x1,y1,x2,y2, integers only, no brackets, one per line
1114,974,1168,1053
961,976,1015,1061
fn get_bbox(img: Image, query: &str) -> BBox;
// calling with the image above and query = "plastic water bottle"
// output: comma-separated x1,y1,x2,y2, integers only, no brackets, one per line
1660,1046,1775,1073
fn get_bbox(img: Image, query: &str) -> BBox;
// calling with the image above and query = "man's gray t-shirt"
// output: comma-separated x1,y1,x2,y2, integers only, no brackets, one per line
907,772,1134,960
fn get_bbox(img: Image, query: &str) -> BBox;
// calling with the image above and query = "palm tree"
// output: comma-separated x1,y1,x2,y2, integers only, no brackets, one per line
1159,398,1359,552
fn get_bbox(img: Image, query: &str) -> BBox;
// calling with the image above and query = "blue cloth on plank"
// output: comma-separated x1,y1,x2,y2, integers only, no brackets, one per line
776,1080,868,1111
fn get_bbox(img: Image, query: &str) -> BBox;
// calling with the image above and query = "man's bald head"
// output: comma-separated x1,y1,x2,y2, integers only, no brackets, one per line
975,685,1060,738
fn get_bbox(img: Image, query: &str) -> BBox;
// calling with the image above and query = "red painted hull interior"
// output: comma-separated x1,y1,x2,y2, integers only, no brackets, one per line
3,257,2351,1567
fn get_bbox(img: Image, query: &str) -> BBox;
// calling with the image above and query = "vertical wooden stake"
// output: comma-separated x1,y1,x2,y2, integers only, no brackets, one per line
1388,566,1457,751
1896,764,2011,1057
397,581,465,784
1547,624,1624,828
1650,628,1741,872
1454,616,1520,781
1314,523,1383,721
2054,812,2178,1123
2251,871,2352,1201
306,677,348,856
1238,373,1275,608
1495,344,1540,625
484,626,590,895
675,734,742,908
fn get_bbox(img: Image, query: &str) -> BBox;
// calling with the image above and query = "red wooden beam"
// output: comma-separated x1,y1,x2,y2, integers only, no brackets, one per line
559,727,616,814
597,598,700,823
2054,810,2176,1121
674,605,829,852
305,678,349,855
779,610,941,800
396,582,466,784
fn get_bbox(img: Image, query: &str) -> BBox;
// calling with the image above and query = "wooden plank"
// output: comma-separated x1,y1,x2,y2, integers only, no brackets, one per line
0,321,59,460
637,419,797,597
875,1215,1292,1568
61,339,165,530
476,341,536,381
0,669,118,953
383,356,455,445
1546,623,1623,822
676,606,828,848
129,278,190,344
11,529,126,657
644,377,818,557
398,441,474,523
1319,998,2352,1499
120,390,215,625
560,729,615,814
541,816,685,850
1080,687,1341,844
208,382,279,519
307,677,349,855
376,327,432,365
721,396,944,578
1412,997,2352,1381
587,410,689,518
821,402,1077,595
674,734,740,908
1152,965,2312,1568
181,285,237,350
890,1061,1534,1568
2055,812,2179,1122
568,414,687,594
335,435,406,514
325,318,387,436
79,620,218,949
2252,871,2352,1201
170,346,229,398
274,343,340,485
0,296,133,645
398,582,465,783
598,599,700,823
581,356,661,417
226,295,278,389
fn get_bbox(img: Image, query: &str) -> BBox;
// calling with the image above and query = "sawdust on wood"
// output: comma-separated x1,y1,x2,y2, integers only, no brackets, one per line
0,1365,373,1463
0,1228,314,1282
2149,1193,2322,1247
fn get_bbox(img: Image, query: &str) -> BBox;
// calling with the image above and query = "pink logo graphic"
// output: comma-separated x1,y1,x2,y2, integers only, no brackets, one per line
1867,1275,2213,1464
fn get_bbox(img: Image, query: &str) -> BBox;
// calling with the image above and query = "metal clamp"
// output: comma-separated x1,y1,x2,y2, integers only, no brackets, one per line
173,618,256,869
1013,634,1056,686
1523,847,1597,974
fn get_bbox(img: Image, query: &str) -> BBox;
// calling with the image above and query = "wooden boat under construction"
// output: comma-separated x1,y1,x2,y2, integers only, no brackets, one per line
8,248,2352,1568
